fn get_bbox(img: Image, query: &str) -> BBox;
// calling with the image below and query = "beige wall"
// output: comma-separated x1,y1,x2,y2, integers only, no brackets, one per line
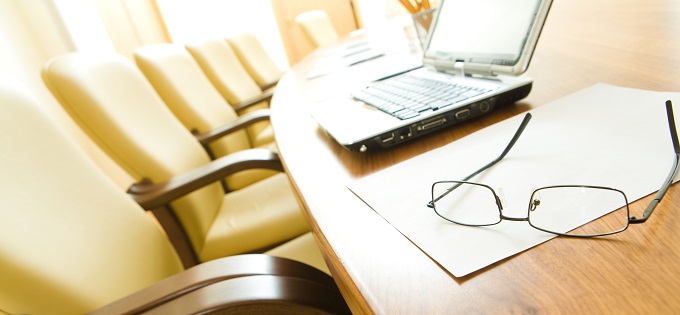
150,0,412,70
94,0,170,59
271,0,359,64
154,0,290,71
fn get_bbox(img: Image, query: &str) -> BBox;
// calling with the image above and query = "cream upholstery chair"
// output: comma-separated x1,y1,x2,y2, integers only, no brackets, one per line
42,53,309,264
134,43,277,190
226,32,284,90
185,39,275,147
294,10,340,49
0,81,347,314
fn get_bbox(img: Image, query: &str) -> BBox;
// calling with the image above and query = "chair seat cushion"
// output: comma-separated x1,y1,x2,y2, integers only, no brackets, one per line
251,124,275,147
237,101,275,147
225,142,279,190
265,232,330,274
200,173,309,261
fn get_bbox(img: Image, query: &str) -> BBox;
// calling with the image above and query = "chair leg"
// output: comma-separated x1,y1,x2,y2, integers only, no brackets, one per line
151,206,199,268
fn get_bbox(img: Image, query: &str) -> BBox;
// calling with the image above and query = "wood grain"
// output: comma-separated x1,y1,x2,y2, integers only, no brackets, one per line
270,0,680,313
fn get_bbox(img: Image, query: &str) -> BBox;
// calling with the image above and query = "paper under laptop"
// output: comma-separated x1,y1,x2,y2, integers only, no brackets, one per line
309,0,553,152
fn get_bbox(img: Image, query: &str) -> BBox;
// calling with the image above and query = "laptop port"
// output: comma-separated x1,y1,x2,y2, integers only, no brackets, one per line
479,101,491,113
419,116,447,131
398,127,413,140
381,132,395,143
455,109,471,120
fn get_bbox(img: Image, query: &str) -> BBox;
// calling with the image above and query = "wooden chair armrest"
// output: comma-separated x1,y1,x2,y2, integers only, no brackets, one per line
232,87,275,112
193,108,271,146
143,275,351,314
88,255,349,315
127,148,283,209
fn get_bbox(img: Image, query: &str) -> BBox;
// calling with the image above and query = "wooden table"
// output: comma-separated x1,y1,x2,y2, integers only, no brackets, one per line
270,0,680,313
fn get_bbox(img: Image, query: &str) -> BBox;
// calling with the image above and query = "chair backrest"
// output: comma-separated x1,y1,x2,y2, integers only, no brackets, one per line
0,81,183,314
42,53,224,257
294,10,340,48
134,44,276,190
185,39,264,106
185,39,271,145
134,43,252,158
226,32,284,88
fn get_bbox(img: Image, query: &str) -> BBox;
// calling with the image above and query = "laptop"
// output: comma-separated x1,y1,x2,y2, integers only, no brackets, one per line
308,0,553,152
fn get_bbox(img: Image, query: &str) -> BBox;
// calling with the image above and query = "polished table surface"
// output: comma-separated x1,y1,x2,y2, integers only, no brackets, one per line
269,0,680,313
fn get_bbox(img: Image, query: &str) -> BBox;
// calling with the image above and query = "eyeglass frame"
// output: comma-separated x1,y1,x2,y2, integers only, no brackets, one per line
427,100,680,237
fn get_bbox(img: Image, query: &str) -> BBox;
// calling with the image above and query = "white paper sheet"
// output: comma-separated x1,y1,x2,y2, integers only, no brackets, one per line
348,83,680,277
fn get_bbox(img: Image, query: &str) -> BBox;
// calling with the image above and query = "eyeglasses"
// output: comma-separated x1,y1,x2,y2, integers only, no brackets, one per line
427,101,680,237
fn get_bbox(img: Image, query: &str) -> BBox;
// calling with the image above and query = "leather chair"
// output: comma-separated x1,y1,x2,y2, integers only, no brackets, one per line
294,10,340,49
134,43,277,190
42,53,312,265
226,32,284,90
185,39,274,147
0,81,348,315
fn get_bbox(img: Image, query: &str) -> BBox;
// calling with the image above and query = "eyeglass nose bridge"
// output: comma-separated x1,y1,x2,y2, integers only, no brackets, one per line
500,214,530,222
496,188,529,222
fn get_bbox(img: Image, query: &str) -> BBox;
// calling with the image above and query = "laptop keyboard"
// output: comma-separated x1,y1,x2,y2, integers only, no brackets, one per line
351,74,493,120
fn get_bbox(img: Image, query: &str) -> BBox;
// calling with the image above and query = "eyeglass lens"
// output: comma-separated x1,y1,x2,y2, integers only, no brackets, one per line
529,186,629,236
431,182,630,236
432,181,501,226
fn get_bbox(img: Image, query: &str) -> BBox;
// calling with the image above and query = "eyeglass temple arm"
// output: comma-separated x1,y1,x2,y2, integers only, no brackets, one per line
630,100,680,224
461,113,533,182
428,113,533,207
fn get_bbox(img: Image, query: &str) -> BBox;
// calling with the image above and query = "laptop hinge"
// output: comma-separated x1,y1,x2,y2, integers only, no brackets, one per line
426,58,497,78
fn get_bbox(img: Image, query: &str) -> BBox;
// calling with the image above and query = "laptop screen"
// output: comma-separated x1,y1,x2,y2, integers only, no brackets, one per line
425,0,549,74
